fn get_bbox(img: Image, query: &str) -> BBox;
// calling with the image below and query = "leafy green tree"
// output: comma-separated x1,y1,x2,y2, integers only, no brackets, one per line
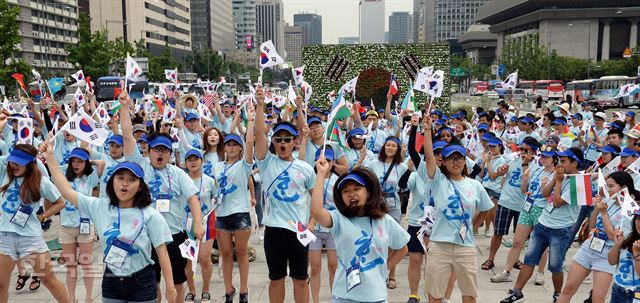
187,48,226,81
147,44,183,81
0,0,19,63
108,37,135,75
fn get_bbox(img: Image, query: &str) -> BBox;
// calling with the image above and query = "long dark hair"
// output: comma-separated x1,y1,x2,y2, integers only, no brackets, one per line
203,127,224,160
332,167,387,219
378,136,403,164
65,148,94,181
0,145,42,204
105,170,152,208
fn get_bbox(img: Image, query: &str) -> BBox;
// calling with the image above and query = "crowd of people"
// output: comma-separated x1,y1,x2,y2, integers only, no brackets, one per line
1,81,640,303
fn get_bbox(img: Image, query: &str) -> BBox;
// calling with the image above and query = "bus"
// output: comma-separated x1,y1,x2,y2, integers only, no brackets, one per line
533,80,564,100
517,80,535,98
589,76,639,108
565,80,595,103
488,80,508,98
95,76,149,101
469,81,488,96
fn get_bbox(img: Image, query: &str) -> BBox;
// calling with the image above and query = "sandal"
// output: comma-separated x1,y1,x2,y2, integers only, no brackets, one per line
387,278,397,289
513,260,524,270
15,272,31,290
481,259,495,270
29,276,41,291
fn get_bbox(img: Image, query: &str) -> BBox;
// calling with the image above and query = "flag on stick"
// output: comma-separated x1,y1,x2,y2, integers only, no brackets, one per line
259,40,284,68
288,221,316,247
568,174,594,206
71,70,85,82
389,73,398,95
59,110,109,146
620,188,640,218
15,117,33,145
400,81,417,111
202,209,216,241
11,73,29,96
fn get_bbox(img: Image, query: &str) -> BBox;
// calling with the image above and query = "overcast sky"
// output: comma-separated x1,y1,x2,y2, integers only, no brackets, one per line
282,0,414,44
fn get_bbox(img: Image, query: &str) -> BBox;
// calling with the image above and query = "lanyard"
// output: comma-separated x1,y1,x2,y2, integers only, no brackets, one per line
265,161,294,199
116,207,145,245
153,168,172,199
528,167,549,197
222,160,240,180
323,175,335,207
447,179,471,229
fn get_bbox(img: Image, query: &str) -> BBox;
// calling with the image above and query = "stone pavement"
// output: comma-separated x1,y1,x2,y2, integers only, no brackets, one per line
9,216,593,303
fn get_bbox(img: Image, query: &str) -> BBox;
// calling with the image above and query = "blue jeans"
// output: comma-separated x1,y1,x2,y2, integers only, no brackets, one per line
609,283,634,303
524,224,573,273
102,265,157,302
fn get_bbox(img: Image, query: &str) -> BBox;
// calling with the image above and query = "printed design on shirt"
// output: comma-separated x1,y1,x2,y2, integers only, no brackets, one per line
64,201,76,212
103,220,140,256
529,178,542,199
272,170,300,203
149,174,163,199
103,164,117,183
1,185,20,215
350,230,385,272
219,173,237,196
203,161,214,178
614,252,640,288
60,149,71,166
442,193,470,222
191,138,201,150
505,167,519,187
481,167,489,183
378,175,395,195
419,200,425,210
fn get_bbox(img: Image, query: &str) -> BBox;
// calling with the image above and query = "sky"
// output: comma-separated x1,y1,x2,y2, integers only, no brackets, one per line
282,0,414,44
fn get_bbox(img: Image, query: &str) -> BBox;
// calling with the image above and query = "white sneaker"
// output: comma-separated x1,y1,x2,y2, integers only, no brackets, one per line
534,272,545,286
491,270,512,283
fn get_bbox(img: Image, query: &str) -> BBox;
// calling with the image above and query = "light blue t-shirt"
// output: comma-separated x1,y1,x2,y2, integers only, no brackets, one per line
316,173,338,233
181,129,203,160
424,167,493,247
95,152,126,198
525,164,554,208
187,174,217,217
213,159,253,217
365,128,388,154
343,147,375,171
126,149,199,234
538,178,594,229
54,134,80,166
481,156,506,192
302,140,345,168
613,249,640,291
202,152,221,179
77,194,173,276
516,130,542,145
0,176,61,237
364,160,408,210
593,197,622,247
406,171,428,227
60,170,100,228
584,127,608,162
329,210,410,302
211,115,232,133
497,157,526,211
257,152,316,232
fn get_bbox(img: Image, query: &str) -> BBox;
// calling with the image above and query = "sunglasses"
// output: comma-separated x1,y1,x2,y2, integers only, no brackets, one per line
273,136,294,143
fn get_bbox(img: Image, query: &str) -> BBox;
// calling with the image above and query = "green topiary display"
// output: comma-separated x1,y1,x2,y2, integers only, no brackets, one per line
301,43,451,112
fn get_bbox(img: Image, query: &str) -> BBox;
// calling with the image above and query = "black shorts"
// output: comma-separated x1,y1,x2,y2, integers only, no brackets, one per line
494,205,520,236
151,231,188,284
264,226,309,280
407,225,425,254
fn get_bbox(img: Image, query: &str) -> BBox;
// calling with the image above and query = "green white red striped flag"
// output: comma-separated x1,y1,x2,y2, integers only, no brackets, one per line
568,174,593,206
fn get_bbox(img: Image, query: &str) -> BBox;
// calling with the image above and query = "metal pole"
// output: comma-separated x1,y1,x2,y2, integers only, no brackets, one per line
587,22,591,78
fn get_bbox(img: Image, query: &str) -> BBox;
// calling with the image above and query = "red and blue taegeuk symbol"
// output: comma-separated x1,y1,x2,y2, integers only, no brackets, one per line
79,118,93,132
260,52,269,65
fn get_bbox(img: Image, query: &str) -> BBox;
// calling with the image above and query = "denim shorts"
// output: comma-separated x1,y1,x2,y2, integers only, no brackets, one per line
332,295,387,303
0,232,49,261
485,188,501,200
523,224,573,273
572,240,615,274
216,212,252,232
610,283,635,303
102,264,157,303
309,230,336,251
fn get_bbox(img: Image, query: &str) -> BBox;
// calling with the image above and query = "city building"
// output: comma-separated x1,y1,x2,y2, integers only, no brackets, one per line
232,0,257,51
389,12,412,43
10,0,79,75
293,13,322,45
359,0,385,43
476,0,640,61
191,0,235,51
284,24,303,66
458,24,497,65
339,37,360,44
226,50,258,68
423,0,491,43
256,0,285,55
412,0,424,43
88,0,192,59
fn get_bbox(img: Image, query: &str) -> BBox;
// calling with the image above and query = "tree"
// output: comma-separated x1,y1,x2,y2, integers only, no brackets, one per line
0,0,19,64
147,44,183,81
108,37,135,75
187,48,226,80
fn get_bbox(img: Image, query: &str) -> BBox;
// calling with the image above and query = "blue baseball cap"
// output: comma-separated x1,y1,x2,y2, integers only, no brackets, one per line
322,110,330,115
109,134,124,146
581,101,590,106
441,144,467,158
571,113,583,120
112,162,145,179
315,147,335,161
628,111,636,117
621,147,638,157
337,173,369,190
385,136,401,146
556,149,582,163
433,140,448,151
272,123,298,136
435,119,446,125
69,148,90,161
308,116,323,125
185,149,203,159
224,133,244,145
148,135,173,150
510,116,518,122
477,123,490,131
520,116,534,124
552,119,567,125
185,113,200,121
540,148,556,157
431,110,443,117
7,148,36,166
348,128,366,138
137,134,148,143
487,138,502,146
482,133,495,142
599,144,619,155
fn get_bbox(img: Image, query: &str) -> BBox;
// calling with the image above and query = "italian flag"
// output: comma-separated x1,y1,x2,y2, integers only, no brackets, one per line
569,174,593,206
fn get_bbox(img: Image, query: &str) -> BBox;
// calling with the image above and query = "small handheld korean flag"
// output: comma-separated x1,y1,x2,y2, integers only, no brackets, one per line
74,87,86,107
426,70,445,98
178,238,199,273
16,118,33,145
302,81,313,103
413,67,434,93
71,70,85,83
620,188,640,218
163,105,176,122
501,71,518,90
95,102,111,125
59,110,109,146
339,76,359,95
289,221,316,247
126,55,144,81
164,69,178,83
259,40,284,68
292,66,305,85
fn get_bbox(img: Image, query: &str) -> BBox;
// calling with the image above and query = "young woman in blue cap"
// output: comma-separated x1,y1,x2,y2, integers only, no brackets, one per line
0,144,69,303
421,116,494,303
311,158,409,303
58,147,105,303
182,149,218,303
478,137,507,238
344,128,375,171
213,108,255,303
42,141,177,303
